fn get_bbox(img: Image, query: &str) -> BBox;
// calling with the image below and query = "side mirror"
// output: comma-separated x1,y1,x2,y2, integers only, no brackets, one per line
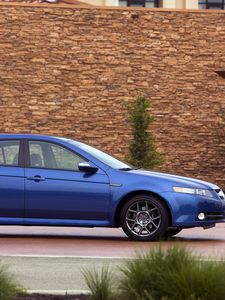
78,162,98,174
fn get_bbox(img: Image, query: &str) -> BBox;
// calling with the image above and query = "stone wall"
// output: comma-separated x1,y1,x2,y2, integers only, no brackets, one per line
0,3,224,188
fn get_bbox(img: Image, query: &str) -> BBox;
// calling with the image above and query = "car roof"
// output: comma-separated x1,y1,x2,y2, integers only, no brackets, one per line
0,133,71,142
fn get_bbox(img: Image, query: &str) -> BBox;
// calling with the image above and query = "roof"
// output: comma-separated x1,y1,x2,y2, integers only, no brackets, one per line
0,133,65,141
0,0,92,5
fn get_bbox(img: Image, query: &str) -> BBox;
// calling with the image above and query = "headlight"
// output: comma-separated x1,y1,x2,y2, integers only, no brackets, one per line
173,187,214,197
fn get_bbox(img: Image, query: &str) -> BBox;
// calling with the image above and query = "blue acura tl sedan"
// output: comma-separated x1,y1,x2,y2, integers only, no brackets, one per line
0,134,224,241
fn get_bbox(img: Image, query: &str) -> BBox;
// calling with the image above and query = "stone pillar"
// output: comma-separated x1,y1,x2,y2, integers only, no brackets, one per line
185,0,198,9
176,0,185,8
83,0,105,4
105,0,119,5
163,0,176,8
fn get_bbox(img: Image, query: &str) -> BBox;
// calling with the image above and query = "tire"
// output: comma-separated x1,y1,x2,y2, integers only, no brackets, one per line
120,194,169,241
164,228,182,239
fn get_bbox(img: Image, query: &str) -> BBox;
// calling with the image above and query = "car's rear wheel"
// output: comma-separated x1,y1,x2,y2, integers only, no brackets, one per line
120,194,169,241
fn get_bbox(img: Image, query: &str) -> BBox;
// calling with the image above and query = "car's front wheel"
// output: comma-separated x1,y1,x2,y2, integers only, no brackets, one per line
120,194,169,241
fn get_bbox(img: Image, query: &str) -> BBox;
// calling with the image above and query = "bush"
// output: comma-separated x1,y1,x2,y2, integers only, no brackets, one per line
0,264,23,300
218,107,225,152
127,95,164,169
119,247,225,300
84,247,225,300
82,266,116,300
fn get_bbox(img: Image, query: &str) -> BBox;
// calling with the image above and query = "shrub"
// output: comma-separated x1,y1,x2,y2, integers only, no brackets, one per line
218,107,225,152
119,247,225,300
84,247,225,300
127,95,164,169
0,264,23,300
83,266,116,300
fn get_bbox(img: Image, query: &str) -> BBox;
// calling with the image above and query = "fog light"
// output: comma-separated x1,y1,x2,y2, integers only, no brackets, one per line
198,213,206,220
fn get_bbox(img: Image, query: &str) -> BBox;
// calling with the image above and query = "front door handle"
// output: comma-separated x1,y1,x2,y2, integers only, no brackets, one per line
27,175,46,182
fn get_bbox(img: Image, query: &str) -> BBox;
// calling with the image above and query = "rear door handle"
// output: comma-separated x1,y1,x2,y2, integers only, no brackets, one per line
27,175,46,182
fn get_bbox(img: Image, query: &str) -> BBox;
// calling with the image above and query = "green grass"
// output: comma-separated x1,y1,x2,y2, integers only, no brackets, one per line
0,264,23,300
119,247,225,300
82,265,117,300
84,247,225,300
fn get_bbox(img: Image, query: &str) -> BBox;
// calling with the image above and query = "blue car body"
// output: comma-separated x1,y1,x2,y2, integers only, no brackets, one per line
0,134,224,239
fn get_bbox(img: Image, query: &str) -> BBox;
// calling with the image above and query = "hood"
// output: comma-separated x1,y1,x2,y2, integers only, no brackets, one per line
129,169,219,190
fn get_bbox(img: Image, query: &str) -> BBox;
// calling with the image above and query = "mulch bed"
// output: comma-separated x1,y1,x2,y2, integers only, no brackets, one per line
16,294,89,300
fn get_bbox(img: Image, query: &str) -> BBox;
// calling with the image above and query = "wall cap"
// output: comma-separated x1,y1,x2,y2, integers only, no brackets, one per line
1,1,225,13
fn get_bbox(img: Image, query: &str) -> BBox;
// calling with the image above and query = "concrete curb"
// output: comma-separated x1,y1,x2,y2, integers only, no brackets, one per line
27,290,90,295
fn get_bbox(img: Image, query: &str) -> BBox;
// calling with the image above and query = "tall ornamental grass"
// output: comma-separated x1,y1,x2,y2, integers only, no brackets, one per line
0,264,22,300
83,266,116,300
84,247,225,300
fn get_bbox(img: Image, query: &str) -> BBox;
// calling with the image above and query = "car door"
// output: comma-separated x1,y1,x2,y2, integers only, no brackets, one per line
0,139,24,219
24,139,111,222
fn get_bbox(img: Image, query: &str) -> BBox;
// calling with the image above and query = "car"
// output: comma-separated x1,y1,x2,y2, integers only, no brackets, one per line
0,133,224,241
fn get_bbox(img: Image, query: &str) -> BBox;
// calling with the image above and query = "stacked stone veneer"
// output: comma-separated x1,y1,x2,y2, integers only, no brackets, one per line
0,3,224,188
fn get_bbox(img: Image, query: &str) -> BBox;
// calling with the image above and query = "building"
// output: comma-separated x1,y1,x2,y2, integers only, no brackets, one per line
85,0,225,9
0,2,224,187
67,0,225,9
1,0,224,8
119,0,225,9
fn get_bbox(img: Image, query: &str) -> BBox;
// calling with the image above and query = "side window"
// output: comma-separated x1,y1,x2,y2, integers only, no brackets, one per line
50,144,84,171
29,143,45,168
0,140,20,166
28,141,85,171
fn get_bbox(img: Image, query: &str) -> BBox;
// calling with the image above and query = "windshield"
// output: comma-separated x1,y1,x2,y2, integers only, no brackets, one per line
69,140,132,170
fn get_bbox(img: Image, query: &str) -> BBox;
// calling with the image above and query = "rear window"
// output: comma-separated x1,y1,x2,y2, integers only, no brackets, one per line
0,140,20,166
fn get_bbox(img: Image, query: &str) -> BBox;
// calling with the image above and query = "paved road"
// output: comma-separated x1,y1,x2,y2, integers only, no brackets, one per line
0,224,224,257
0,224,224,293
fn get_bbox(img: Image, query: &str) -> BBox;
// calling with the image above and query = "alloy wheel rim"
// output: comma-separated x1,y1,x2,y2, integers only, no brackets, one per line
125,200,161,237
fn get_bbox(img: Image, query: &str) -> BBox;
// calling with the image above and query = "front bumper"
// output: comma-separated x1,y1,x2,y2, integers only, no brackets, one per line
161,191,225,228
